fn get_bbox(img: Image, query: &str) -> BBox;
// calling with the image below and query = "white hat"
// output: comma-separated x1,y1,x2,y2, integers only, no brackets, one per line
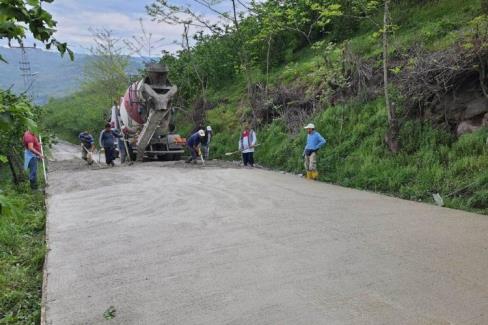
304,123,315,129
198,129,205,137
206,125,212,131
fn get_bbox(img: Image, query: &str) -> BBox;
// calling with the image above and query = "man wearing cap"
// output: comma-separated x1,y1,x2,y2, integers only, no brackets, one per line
185,129,206,164
79,130,95,165
303,123,326,180
201,125,212,160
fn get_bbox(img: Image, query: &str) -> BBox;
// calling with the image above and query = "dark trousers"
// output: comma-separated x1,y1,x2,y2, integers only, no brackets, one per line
242,152,254,166
104,146,116,165
28,157,38,188
187,145,198,162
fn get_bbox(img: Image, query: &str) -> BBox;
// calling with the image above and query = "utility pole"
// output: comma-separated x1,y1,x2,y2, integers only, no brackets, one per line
11,44,38,102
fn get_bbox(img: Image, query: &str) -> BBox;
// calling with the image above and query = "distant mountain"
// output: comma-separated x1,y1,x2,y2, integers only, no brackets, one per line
0,47,145,105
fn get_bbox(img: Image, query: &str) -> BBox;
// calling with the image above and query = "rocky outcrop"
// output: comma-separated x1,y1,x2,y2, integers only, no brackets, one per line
400,44,488,136
426,77,488,135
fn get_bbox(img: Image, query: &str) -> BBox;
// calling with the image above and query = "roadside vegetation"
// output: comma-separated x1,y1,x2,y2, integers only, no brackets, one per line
1,1,65,321
0,179,46,324
0,91,48,323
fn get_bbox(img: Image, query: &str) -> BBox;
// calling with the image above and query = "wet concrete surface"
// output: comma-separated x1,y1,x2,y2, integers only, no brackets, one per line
44,145,488,325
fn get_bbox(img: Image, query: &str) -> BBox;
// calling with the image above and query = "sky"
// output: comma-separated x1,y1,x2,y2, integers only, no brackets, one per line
43,0,187,55
2,0,248,56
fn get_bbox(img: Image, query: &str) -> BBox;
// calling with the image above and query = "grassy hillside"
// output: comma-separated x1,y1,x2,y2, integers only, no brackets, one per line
199,0,488,214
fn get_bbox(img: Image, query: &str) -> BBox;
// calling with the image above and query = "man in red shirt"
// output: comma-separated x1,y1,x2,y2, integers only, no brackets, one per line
23,130,44,189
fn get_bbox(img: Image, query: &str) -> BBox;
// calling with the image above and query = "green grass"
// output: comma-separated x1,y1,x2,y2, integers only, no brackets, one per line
0,175,46,324
210,97,488,215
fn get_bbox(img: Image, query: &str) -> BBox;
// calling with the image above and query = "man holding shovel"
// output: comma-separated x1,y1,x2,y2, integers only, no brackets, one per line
78,130,95,165
185,129,206,164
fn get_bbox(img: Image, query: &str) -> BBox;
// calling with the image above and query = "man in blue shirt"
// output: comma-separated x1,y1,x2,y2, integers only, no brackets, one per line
185,129,206,164
79,130,95,165
303,123,326,180
99,123,121,167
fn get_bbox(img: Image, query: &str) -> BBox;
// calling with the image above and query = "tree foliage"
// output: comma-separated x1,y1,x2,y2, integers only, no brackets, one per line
0,0,73,62
83,29,130,106
0,90,39,183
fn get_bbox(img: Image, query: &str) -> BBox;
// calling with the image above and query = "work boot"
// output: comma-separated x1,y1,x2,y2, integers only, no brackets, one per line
311,171,319,180
305,171,311,179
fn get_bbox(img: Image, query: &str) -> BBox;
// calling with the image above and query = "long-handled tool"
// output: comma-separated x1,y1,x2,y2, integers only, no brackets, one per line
198,147,205,166
39,135,48,185
225,143,260,156
82,145,102,167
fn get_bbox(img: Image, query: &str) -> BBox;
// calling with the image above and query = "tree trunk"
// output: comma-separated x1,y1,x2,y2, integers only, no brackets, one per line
383,0,399,153
265,35,272,97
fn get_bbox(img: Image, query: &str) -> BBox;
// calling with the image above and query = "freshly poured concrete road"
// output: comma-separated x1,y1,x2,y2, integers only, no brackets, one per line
44,161,488,324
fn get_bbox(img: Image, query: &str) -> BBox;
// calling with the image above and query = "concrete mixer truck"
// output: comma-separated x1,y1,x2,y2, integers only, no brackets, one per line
111,63,186,161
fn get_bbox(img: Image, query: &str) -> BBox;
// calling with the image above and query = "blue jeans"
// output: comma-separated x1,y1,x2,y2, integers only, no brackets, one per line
28,157,38,188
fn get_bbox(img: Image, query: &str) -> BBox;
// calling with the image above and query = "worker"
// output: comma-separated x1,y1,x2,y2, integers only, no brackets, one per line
238,124,257,168
303,123,326,180
78,130,95,165
201,125,212,160
185,129,205,164
99,123,121,167
22,129,44,189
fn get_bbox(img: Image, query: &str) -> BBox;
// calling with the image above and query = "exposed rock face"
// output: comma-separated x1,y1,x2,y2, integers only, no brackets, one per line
457,112,488,136
399,44,488,136
422,77,488,135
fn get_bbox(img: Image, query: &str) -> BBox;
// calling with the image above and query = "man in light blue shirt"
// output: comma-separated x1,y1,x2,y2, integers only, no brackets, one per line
303,123,326,180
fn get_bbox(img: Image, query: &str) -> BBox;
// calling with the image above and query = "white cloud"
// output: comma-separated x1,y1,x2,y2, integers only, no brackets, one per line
1,0,244,56
50,10,185,55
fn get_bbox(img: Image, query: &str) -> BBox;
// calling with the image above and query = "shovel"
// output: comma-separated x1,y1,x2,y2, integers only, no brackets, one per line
198,148,205,166
39,135,48,185
82,145,102,167
225,144,260,156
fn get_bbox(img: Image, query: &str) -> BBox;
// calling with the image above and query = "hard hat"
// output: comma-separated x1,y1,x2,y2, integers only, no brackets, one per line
198,129,205,137
206,125,212,131
304,123,315,129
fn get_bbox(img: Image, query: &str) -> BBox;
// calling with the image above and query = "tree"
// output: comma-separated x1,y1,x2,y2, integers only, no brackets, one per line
0,90,37,183
0,0,72,62
253,0,342,46
147,0,250,123
123,18,168,59
382,0,399,153
83,29,129,106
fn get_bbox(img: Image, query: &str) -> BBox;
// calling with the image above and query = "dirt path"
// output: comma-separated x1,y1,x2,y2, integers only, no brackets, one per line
44,143,488,324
